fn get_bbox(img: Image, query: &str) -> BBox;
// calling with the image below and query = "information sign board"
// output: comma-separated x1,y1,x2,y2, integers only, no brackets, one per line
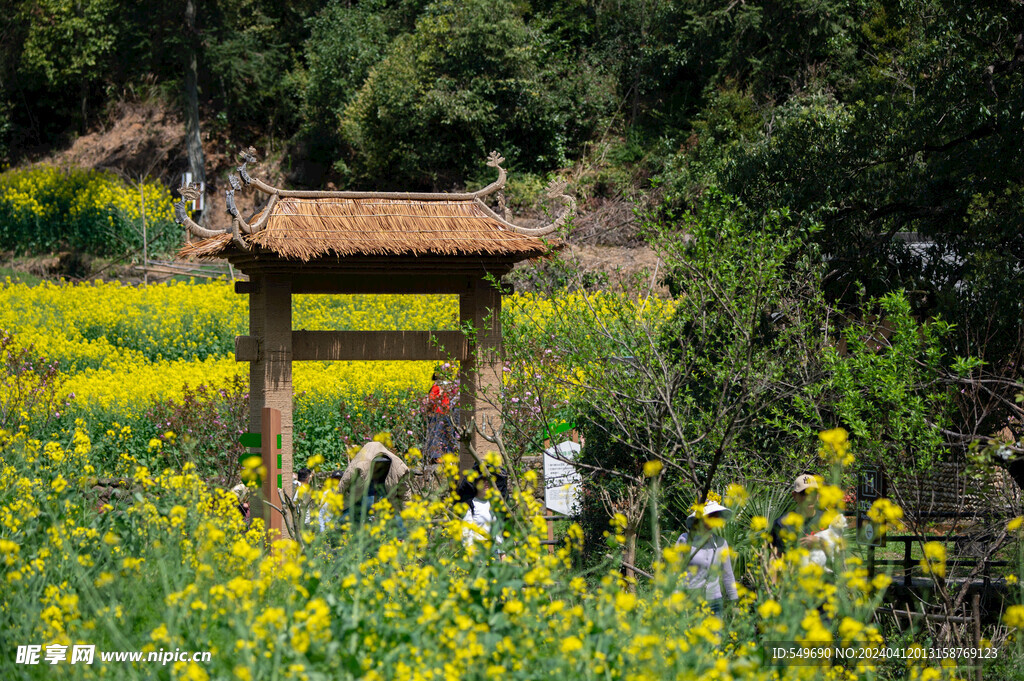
543,441,582,516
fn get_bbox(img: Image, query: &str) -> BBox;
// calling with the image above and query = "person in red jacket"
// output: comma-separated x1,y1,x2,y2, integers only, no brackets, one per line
424,369,458,462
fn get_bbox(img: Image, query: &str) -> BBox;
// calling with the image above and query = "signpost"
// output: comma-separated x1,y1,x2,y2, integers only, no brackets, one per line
239,407,284,542
856,468,887,577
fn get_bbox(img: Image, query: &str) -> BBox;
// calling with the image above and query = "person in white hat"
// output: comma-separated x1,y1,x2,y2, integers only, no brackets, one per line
675,500,738,615
770,473,824,556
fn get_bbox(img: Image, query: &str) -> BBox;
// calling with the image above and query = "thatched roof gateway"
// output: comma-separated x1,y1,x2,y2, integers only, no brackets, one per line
175,149,573,262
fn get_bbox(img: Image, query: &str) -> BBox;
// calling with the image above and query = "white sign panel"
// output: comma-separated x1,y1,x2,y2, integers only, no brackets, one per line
543,441,582,516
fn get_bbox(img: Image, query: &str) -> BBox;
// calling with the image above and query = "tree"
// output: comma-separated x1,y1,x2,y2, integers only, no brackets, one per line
337,0,611,188
499,192,830,572
19,0,118,131
183,0,205,222
666,0,1024,476
499,191,975,578
298,0,394,166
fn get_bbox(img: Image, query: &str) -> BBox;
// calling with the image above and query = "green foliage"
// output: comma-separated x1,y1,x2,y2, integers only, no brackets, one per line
673,0,1024,362
18,0,118,90
0,329,69,435
203,6,297,133
293,388,428,467
142,377,250,487
0,268,43,286
718,481,794,576
677,0,865,98
771,292,952,481
503,192,968,569
300,0,393,147
0,98,13,163
651,193,827,489
648,0,1024,467
337,0,612,187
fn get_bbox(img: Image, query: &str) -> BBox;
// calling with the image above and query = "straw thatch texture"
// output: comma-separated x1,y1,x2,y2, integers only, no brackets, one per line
178,197,552,261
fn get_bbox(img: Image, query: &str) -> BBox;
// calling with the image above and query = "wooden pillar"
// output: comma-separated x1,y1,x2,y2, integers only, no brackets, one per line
459,276,503,471
247,274,293,536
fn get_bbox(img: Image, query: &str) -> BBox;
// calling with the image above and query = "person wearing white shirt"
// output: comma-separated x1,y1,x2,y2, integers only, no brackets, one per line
461,469,504,554
676,500,738,615
318,471,344,533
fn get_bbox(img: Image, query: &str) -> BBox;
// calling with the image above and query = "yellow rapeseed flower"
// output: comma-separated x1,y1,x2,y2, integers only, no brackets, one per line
758,600,782,619
920,541,947,579
818,428,853,465
1003,605,1024,629
560,636,583,653
867,498,904,534
643,460,663,477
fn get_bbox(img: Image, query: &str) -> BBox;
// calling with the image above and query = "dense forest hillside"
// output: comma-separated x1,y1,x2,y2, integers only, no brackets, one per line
1,0,1022,362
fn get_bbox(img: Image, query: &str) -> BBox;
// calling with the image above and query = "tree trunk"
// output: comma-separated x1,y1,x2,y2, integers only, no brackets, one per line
184,0,206,225
80,82,88,134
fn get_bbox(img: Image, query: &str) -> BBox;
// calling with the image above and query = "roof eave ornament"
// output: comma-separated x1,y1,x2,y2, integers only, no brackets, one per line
173,180,250,250
467,151,576,237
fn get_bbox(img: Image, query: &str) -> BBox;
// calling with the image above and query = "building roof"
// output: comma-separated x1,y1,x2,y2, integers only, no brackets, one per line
174,148,573,264
179,196,552,261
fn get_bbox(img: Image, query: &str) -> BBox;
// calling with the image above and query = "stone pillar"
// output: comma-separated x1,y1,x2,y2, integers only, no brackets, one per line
459,276,503,471
248,274,293,535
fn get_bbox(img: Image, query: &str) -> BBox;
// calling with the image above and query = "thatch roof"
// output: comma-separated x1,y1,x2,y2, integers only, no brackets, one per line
179,196,553,261
174,148,574,263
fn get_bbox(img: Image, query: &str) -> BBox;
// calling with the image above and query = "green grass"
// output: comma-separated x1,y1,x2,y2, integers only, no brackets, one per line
0,266,44,285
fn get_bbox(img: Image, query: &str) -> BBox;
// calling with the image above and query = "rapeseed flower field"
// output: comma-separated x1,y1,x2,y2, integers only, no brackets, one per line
0,166,178,255
4,425,1015,680
0,277,672,466
1,277,1021,679
0,278,458,418
0,278,666,424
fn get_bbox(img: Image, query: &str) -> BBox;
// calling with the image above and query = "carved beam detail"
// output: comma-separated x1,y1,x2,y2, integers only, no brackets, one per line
173,182,228,239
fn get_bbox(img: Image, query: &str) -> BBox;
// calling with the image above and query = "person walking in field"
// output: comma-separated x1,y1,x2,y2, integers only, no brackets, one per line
231,483,251,524
293,467,313,526
318,471,344,533
676,500,738,615
339,441,411,532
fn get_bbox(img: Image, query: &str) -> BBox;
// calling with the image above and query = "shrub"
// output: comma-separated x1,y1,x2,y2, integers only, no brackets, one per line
0,328,71,436
142,376,250,487
337,0,612,187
